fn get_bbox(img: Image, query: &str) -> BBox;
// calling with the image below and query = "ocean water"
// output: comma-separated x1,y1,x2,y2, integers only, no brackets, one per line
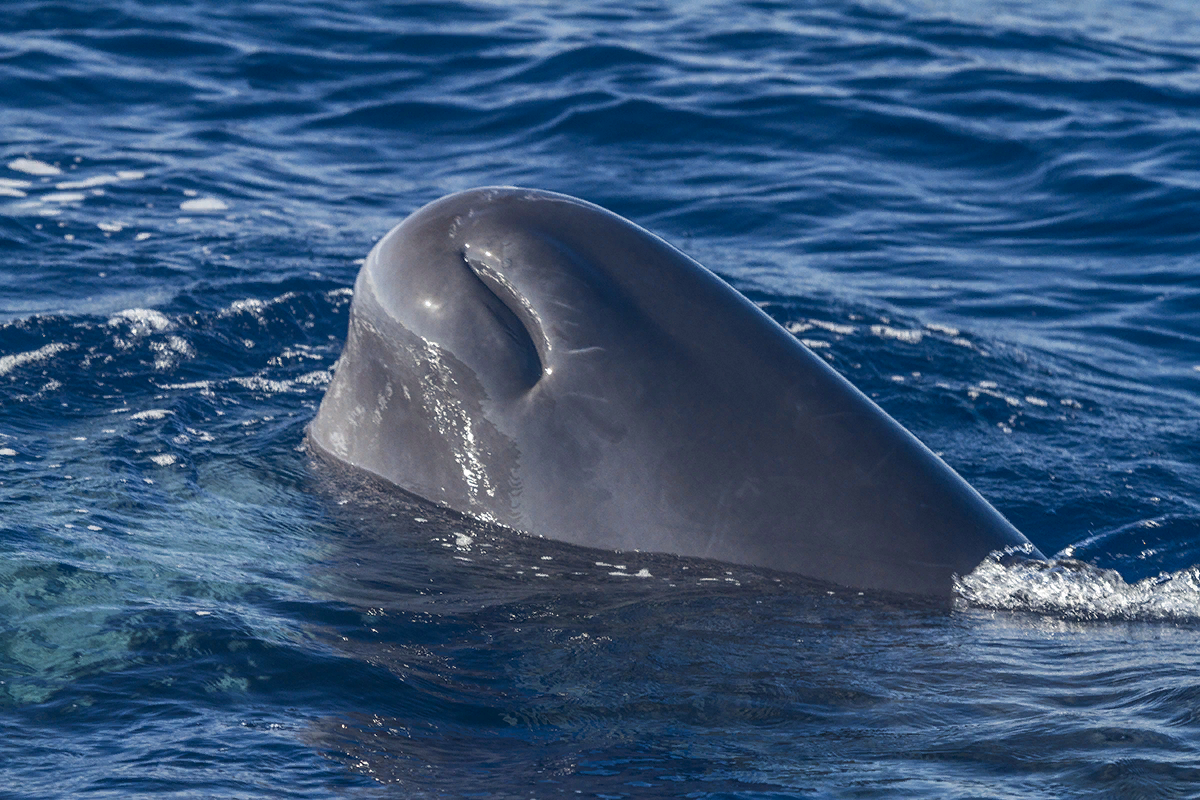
3,0,1200,796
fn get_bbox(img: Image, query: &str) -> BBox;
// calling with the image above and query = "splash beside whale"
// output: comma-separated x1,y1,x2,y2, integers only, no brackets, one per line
308,187,1042,596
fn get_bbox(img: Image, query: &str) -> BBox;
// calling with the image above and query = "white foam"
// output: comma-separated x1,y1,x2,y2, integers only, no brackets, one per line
295,370,332,386
0,186,27,198
223,298,264,317
179,197,228,212
233,376,292,393
0,178,32,189
809,319,856,335
0,448,16,456
871,324,923,344
150,336,195,370
97,221,124,233
0,342,73,376
150,454,177,466
160,380,212,391
135,232,152,241
955,550,1200,621
188,427,214,442
107,308,172,334
8,158,60,176
131,409,173,421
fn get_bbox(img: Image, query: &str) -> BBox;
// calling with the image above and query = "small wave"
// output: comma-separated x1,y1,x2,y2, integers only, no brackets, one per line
130,409,173,421
955,549,1200,622
871,324,923,344
106,308,173,334
0,342,73,376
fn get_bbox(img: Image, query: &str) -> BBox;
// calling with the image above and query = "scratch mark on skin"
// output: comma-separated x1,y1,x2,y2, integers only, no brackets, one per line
863,443,900,480
562,392,613,404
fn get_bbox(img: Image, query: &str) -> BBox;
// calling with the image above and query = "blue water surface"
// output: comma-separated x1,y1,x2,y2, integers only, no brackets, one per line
3,0,1200,797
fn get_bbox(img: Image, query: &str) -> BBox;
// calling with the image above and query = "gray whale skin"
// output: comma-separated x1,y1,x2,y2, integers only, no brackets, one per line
309,187,1042,596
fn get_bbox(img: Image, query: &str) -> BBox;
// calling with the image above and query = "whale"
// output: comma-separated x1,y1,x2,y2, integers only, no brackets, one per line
308,187,1042,596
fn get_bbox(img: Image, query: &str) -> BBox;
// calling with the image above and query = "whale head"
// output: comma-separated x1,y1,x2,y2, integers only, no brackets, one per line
309,187,1040,596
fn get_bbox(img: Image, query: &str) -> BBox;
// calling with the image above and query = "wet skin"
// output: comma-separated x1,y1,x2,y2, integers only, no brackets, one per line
309,187,1041,596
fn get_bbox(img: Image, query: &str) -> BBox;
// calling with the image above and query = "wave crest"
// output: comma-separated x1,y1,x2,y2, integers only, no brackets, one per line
954,549,1200,622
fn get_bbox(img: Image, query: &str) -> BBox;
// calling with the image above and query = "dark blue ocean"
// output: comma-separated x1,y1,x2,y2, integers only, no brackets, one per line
3,0,1200,796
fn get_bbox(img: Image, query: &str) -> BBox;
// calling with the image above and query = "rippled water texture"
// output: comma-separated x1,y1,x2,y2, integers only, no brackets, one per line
3,0,1200,797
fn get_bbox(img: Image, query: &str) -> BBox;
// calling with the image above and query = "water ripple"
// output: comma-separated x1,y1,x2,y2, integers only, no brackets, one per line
4,0,1200,796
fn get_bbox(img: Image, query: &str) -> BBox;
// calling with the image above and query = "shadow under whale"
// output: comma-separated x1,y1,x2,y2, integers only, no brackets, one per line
308,187,1042,596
